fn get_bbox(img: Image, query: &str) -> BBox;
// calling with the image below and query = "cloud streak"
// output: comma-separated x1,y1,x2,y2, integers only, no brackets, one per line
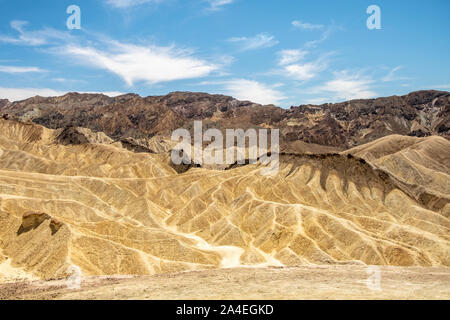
0,20,70,46
305,26,335,48
228,33,279,51
309,71,377,102
0,65,45,73
105,0,156,8
222,79,286,105
277,52,330,82
432,84,450,90
382,66,412,82
62,41,219,85
207,0,235,11
278,49,308,66
0,87,124,102
198,79,286,105
292,20,324,30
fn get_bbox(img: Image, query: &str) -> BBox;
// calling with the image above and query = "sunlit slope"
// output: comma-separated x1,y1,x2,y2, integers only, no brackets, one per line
0,120,448,281
344,135,450,212
150,156,449,267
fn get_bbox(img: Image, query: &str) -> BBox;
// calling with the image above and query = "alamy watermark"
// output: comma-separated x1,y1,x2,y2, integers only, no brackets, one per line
64,4,380,31
365,265,381,291
171,121,280,176
66,265,82,290
66,5,81,30
367,5,381,30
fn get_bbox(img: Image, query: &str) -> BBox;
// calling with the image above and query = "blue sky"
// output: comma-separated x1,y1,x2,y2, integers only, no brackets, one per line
0,0,449,106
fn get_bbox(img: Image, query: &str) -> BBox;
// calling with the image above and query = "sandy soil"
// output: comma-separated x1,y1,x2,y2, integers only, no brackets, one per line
1,265,449,300
0,259,37,283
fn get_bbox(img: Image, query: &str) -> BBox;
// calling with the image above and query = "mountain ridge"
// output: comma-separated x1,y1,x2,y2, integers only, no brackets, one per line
1,90,448,150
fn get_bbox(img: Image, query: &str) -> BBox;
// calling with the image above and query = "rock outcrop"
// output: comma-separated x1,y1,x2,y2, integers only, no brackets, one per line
1,90,448,149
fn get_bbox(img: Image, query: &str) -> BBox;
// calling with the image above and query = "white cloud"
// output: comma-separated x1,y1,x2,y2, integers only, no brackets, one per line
278,49,308,66
0,20,70,46
304,97,330,105
382,66,401,82
0,65,45,73
228,33,278,51
0,88,65,101
292,20,324,30
310,71,377,101
221,79,286,105
284,63,325,81
382,65,412,82
82,91,124,97
51,78,70,83
105,0,159,8
51,78,88,85
0,88,123,102
207,0,235,11
280,54,329,81
1,20,222,87
432,84,450,90
305,26,336,48
62,41,219,85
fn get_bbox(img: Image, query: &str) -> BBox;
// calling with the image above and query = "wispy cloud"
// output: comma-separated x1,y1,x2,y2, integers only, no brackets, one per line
284,63,325,81
305,26,336,48
1,20,222,87
273,23,338,83
51,78,87,84
303,97,330,105
382,65,412,82
0,88,65,101
199,79,286,105
228,33,278,51
207,0,235,11
222,79,286,105
292,20,324,30
0,20,70,46
0,65,45,73
431,84,450,90
278,49,308,66
0,87,123,102
277,52,330,82
382,66,402,82
61,41,219,86
309,71,377,102
105,0,156,8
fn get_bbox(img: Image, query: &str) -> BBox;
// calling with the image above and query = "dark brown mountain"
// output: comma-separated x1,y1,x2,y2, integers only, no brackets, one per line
0,99,10,110
1,90,448,149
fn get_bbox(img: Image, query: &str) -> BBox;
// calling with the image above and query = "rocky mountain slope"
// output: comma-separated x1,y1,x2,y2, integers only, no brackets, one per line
344,135,449,199
0,119,448,281
1,90,448,149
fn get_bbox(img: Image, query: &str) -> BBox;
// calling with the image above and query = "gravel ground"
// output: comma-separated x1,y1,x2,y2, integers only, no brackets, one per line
1,265,449,300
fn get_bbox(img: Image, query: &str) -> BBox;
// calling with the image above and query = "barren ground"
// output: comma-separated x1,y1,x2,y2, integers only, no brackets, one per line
1,265,449,300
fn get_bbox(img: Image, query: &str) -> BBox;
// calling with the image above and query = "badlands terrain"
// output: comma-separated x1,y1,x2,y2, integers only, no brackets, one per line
0,90,449,299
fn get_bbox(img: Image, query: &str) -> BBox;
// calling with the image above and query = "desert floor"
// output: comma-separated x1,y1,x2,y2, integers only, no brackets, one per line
1,265,449,300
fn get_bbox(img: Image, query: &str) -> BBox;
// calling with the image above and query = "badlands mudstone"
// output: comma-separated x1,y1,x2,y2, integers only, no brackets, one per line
0,119,448,280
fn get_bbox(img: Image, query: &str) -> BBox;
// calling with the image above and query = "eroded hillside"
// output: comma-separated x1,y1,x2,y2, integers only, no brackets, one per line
0,119,449,281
